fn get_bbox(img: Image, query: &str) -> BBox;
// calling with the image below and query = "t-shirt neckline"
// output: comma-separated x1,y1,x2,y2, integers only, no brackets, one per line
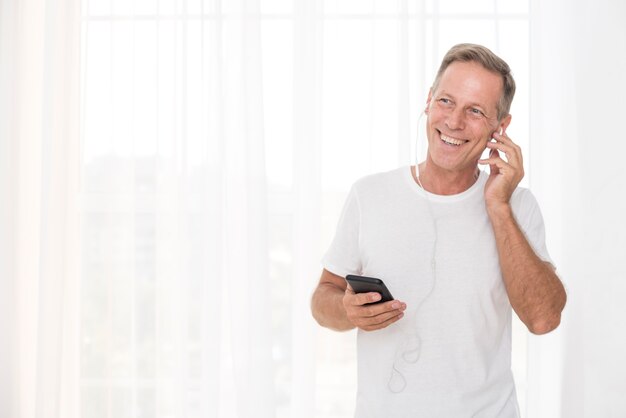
402,165,487,203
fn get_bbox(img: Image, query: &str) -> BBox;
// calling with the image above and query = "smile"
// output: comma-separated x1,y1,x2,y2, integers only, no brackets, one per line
440,132,468,146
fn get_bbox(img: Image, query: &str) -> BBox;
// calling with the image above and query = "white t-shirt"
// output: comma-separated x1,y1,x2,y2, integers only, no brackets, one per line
322,166,553,418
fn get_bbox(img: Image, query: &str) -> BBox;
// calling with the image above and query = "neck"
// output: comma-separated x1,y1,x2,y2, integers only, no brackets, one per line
413,160,480,195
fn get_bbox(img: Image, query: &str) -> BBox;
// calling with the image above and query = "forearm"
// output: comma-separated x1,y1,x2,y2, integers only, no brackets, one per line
311,283,355,331
488,204,566,334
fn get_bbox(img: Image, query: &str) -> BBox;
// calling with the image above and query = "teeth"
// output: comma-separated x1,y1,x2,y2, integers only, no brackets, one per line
441,133,466,146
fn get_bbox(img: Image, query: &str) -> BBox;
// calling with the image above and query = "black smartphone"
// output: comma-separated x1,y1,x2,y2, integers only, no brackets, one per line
345,275,394,304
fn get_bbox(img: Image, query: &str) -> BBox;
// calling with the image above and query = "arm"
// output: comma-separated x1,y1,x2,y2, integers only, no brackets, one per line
479,130,566,334
311,269,406,332
487,204,566,334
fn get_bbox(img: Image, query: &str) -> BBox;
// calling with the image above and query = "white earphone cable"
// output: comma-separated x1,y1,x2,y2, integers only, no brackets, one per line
387,110,440,393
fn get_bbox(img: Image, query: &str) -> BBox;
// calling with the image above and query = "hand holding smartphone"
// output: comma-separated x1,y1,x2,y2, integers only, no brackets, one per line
343,274,404,331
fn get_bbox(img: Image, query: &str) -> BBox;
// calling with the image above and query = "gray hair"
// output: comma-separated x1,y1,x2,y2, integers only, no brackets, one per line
431,43,516,121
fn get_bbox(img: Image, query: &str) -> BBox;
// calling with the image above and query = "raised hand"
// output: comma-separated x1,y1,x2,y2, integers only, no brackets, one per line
478,130,524,210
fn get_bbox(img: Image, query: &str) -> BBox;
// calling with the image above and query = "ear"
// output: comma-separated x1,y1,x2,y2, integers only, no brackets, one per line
425,88,433,114
499,114,512,135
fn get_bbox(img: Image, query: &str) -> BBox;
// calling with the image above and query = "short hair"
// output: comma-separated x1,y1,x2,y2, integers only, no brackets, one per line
431,43,516,121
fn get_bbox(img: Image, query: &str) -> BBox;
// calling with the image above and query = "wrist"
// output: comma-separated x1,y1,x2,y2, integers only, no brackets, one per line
486,201,513,220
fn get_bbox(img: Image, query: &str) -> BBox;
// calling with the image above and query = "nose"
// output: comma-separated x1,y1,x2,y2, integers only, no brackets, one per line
445,107,465,130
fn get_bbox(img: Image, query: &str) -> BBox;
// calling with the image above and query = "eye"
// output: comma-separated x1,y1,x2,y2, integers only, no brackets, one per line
469,108,485,117
438,98,452,105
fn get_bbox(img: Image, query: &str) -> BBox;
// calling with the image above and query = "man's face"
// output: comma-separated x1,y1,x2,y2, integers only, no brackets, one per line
425,61,510,176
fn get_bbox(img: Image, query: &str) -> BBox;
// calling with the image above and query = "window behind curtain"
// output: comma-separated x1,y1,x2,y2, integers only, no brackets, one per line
80,0,530,416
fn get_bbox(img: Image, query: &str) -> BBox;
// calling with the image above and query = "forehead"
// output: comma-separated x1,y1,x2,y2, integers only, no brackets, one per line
436,61,503,110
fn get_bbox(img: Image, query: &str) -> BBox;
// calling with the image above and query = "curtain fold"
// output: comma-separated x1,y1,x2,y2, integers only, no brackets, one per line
290,1,324,417
77,0,274,416
0,1,82,417
0,2,18,415
218,0,275,415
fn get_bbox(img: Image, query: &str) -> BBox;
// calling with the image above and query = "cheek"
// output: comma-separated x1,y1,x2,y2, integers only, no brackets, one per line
480,119,499,138
472,123,495,142
467,129,491,153
427,116,446,136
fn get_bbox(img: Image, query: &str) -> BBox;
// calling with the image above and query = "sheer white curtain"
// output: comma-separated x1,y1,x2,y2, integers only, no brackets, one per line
529,0,626,416
79,0,276,416
2,0,555,417
0,0,82,417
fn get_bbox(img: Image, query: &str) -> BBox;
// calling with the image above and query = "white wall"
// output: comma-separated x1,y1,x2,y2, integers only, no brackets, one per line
530,1,626,416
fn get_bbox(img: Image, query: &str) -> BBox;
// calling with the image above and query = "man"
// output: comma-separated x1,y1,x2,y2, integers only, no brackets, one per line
310,44,566,417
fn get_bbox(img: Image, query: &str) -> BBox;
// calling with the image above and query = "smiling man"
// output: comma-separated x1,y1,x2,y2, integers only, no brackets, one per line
311,44,566,417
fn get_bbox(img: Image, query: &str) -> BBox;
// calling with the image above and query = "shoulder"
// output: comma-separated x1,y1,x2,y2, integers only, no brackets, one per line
510,186,540,211
351,166,407,195
509,186,545,229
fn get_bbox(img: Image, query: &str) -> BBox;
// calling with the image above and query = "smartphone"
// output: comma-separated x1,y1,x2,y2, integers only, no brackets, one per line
345,275,394,304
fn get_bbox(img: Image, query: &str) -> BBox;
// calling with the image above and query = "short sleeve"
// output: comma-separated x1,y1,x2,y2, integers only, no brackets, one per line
321,185,363,278
511,189,555,268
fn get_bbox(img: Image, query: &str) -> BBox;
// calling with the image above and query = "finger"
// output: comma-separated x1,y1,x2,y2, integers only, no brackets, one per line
362,311,405,331
486,141,520,166
478,156,513,175
359,307,404,325
481,147,523,173
486,140,514,155
356,299,405,317
369,307,406,325
348,300,406,329
478,155,505,165
492,131,517,145
487,142,519,165
486,148,501,175
349,292,382,306
493,132,523,158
